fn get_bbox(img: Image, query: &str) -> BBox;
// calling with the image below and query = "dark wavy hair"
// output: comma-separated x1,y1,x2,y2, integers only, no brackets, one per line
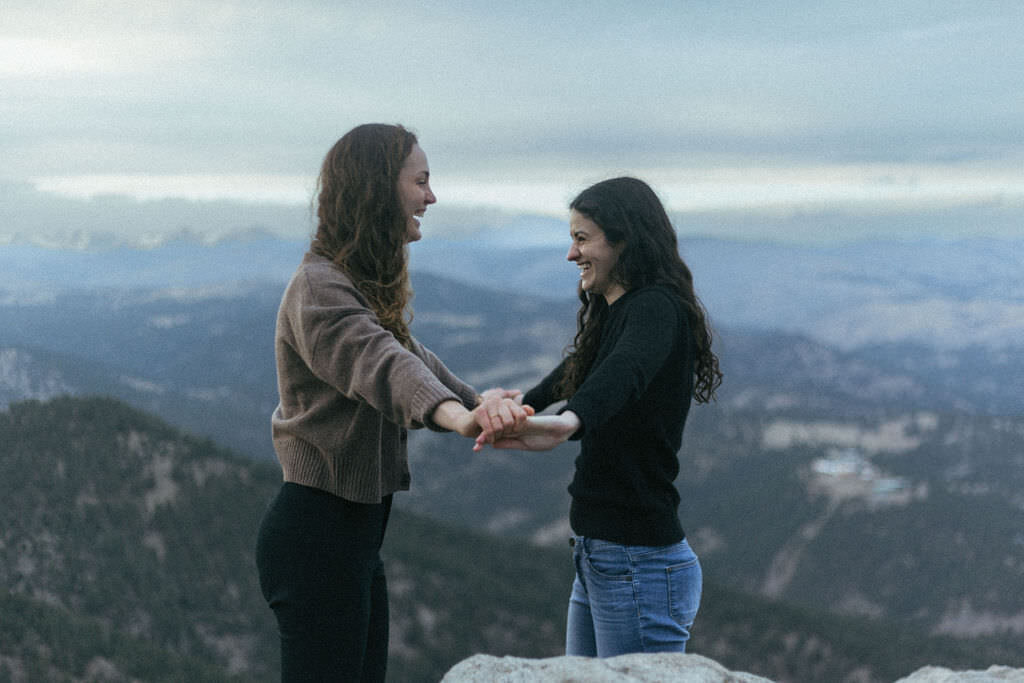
555,177,722,403
311,123,417,347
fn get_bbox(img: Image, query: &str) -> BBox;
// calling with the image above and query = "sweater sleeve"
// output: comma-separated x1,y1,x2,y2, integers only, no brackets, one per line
563,289,680,438
408,337,479,411
522,359,567,413
286,264,463,429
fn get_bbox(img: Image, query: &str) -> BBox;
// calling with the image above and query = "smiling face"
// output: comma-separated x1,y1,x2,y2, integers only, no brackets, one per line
397,143,436,243
567,209,626,304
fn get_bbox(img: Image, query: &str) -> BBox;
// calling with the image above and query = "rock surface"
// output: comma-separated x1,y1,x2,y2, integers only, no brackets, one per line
442,654,1024,683
895,666,1024,682
440,653,772,682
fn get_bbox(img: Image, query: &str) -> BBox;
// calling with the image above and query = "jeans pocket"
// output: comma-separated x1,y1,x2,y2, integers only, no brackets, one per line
584,539,633,579
666,556,702,626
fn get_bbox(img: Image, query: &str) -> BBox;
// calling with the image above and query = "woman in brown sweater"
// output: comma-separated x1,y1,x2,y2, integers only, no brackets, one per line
256,123,528,682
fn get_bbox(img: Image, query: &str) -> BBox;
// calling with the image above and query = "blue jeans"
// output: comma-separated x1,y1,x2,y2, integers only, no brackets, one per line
565,536,702,657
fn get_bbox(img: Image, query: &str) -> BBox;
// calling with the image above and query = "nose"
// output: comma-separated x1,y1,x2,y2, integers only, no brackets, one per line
566,243,580,261
425,185,437,205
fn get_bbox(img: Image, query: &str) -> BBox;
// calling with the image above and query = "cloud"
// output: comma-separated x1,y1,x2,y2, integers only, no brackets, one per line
2,0,1023,243
0,181,311,248
0,37,113,76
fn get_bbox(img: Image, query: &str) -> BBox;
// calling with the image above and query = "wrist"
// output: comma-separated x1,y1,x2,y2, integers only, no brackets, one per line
432,399,470,433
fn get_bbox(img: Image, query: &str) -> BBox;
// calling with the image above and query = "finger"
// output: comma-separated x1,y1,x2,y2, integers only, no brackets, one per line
485,400,507,432
475,408,498,442
482,399,505,423
513,402,535,426
509,404,529,429
488,406,509,441
498,402,516,430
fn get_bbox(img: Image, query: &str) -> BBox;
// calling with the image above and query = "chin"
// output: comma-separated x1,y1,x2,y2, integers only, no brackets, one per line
406,219,423,243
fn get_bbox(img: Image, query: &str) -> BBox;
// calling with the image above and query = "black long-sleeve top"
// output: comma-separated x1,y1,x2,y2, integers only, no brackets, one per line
523,285,694,546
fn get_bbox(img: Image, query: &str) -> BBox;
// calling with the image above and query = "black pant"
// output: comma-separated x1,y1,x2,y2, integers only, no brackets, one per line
256,483,393,682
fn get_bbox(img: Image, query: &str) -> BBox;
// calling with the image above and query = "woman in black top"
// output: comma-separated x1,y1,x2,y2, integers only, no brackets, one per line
479,177,721,656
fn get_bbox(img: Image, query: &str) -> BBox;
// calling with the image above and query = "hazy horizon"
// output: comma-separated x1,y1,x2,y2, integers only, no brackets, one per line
4,177,1023,251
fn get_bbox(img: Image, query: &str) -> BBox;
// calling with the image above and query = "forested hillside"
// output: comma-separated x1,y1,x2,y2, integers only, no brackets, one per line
3,396,1023,682
4,267,1024,660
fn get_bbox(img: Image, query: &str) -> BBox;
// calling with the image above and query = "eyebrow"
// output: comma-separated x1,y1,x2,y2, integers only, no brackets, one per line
402,166,429,179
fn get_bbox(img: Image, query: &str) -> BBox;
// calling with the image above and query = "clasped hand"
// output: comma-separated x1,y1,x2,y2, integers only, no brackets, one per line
471,388,534,446
473,403,582,453
460,388,582,453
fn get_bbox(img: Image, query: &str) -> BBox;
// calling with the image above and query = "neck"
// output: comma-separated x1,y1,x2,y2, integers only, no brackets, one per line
604,283,627,306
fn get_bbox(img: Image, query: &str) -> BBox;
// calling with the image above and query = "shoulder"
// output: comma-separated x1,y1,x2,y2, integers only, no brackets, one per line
614,287,689,343
288,253,365,307
619,285,681,319
295,252,353,287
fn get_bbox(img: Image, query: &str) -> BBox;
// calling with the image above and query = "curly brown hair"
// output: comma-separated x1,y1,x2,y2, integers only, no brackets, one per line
311,124,417,348
555,177,722,403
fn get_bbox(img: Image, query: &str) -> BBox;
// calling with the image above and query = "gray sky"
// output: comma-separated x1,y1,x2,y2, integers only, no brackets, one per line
3,0,1023,245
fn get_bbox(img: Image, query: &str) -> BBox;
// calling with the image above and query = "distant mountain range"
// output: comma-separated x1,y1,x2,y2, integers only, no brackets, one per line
3,232,1022,350
410,234,1024,351
2,233,1024,679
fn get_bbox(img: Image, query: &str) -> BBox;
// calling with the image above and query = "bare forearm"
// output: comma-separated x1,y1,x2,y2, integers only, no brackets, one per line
547,411,581,442
431,399,476,437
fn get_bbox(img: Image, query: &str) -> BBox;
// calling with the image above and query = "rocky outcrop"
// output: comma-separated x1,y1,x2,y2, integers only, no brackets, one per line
440,653,772,682
894,666,1024,682
442,654,1024,683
